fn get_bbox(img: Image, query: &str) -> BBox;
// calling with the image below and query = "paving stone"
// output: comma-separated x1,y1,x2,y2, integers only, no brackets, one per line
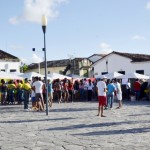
0,101,150,149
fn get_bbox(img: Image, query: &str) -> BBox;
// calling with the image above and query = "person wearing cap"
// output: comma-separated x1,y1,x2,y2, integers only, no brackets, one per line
96,75,107,117
22,78,31,111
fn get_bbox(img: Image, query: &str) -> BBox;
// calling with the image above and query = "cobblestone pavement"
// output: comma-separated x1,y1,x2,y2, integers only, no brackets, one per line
0,100,150,150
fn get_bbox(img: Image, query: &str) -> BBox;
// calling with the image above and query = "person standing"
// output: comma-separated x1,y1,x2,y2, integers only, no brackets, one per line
134,79,141,100
114,79,122,109
67,80,74,102
79,80,84,100
7,80,16,104
0,79,7,105
107,80,115,109
73,80,79,101
96,76,107,117
16,80,23,104
48,79,53,107
22,78,31,111
126,80,131,100
31,77,36,109
87,79,94,101
32,76,44,111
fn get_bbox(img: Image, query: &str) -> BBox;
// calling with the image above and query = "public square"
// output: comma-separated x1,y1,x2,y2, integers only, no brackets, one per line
0,100,150,150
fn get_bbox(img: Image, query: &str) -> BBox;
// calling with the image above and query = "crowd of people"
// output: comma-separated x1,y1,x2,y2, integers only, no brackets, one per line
0,76,149,113
0,77,97,111
96,76,150,117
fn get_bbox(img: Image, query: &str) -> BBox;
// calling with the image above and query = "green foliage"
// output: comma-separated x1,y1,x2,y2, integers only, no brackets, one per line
20,64,28,73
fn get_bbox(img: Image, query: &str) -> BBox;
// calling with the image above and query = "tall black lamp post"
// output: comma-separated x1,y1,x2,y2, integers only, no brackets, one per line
42,15,48,115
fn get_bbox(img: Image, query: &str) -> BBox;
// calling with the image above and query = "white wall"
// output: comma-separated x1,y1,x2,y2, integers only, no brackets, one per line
93,53,150,76
0,61,20,73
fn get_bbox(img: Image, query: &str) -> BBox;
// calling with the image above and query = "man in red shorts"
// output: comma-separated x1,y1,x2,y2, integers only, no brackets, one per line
96,75,107,117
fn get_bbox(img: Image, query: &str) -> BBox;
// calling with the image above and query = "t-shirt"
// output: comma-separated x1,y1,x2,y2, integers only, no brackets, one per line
107,83,115,95
87,83,94,90
18,83,22,89
134,81,141,91
84,81,88,90
8,84,16,89
116,82,122,94
22,83,31,91
32,81,43,93
126,82,131,89
48,83,53,93
97,81,106,96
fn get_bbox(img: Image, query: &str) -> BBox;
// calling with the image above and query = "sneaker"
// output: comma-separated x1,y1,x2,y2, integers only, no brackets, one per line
104,107,108,110
24,108,30,112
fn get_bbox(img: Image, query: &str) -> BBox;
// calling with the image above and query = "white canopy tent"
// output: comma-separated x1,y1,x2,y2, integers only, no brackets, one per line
104,72,123,79
48,73,72,80
117,72,150,80
19,72,51,80
0,71,23,80
95,75,108,79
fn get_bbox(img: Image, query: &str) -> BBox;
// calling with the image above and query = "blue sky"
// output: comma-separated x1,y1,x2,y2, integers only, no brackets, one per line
0,0,150,64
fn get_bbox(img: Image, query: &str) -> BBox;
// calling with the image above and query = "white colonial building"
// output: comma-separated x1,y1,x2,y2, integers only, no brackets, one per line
92,51,150,77
0,50,21,73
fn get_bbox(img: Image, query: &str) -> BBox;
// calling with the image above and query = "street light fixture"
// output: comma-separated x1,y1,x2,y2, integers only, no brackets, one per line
32,48,43,74
41,15,49,115
106,60,108,73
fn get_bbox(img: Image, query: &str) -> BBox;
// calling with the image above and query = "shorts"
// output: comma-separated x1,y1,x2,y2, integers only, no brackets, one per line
35,93,43,102
98,96,107,106
32,97,36,102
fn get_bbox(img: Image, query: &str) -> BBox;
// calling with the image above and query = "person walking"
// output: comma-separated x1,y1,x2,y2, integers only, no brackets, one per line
96,76,107,117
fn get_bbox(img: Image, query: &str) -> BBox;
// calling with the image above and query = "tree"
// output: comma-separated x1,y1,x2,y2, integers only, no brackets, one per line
20,63,28,73
63,64,71,75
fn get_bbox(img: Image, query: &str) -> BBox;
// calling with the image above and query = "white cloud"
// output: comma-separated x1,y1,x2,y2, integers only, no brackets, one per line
131,35,145,40
99,49,113,55
99,42,111,49
146,2,150,9
9,0,68,25
99,42,112,55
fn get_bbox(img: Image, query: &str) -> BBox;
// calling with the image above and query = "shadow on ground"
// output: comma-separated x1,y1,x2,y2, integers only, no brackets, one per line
45,120,150,131
50,107,97,113
73,127,150,136
0,117,74,124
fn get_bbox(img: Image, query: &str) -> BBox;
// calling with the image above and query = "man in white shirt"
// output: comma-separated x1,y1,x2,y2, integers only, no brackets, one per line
114,79,122,109
32,76,44,111
96,75,107,117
